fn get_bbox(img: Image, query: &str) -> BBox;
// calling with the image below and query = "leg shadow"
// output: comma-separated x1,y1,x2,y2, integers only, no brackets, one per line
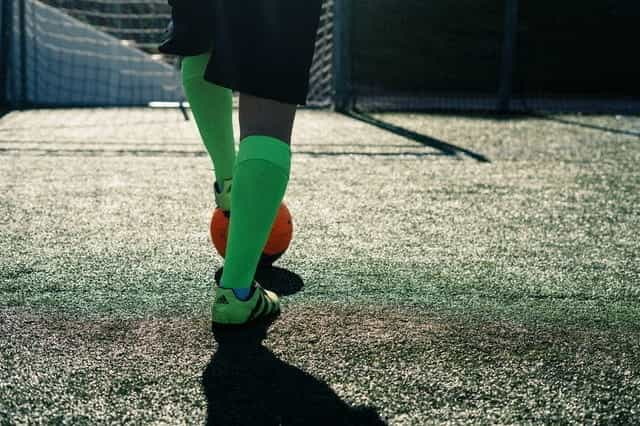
215,266,304,297
203,322,387,426
254,266,303,296
344,110,491,163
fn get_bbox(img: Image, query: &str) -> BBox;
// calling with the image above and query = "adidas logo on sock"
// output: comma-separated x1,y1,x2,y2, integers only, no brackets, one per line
216,295,229,305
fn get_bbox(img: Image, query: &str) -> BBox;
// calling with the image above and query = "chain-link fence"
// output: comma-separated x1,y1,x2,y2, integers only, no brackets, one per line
1,0,335,107
2,0,639,112
341,0,640,113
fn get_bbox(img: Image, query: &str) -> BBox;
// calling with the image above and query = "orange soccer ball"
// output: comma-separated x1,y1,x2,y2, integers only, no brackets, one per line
210,202,293,267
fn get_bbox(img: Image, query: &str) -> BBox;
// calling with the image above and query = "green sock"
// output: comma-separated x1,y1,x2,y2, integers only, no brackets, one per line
182,53,235,185
220,136,291,294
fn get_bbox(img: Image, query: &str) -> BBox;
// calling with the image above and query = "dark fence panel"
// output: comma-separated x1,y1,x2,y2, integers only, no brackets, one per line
516,0,640,96
347,0,640,112
0,0,9,106
511,0,640,112
4,0,640,113
349,0,505,111
352,0,503,93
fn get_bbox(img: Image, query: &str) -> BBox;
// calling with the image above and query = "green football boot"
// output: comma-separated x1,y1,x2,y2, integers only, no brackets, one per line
212,282,281,327
214,179,232,212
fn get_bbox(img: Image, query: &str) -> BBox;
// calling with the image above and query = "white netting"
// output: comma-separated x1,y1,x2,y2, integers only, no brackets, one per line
22,0,335,106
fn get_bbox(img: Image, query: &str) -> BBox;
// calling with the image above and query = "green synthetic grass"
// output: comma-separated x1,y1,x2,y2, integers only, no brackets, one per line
1,109,639,424
2,307,639,424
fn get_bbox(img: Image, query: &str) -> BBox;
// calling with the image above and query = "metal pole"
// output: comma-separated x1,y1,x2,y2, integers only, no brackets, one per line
498,0,519,113
0,0,7,106
19,0,28,108
333,0,352,112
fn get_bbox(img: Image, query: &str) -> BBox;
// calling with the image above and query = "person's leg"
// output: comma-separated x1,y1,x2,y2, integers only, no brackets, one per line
212,94,296,324
182,53,236,210
238,93,297,145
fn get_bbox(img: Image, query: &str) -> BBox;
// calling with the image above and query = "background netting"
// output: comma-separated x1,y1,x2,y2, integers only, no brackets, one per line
347,0,640,113
510,0,640,113
4,0,182,106
2,0,334,107
2,0,639,112
42,0,171,53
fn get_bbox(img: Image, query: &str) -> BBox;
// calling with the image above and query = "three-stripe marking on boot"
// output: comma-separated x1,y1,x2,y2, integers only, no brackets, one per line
249,290,277,320
216,294,229,305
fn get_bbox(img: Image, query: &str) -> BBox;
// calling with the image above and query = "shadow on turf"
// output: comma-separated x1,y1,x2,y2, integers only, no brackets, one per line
204,322,387,426
532,113,640,138
215,266,304,297
343,110,491,163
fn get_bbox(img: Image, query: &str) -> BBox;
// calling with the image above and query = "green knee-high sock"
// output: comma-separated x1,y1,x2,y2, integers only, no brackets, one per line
221,136,291,295
182,53,235,185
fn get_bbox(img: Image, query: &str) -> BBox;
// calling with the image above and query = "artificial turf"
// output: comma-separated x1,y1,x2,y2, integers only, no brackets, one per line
1,109,639,424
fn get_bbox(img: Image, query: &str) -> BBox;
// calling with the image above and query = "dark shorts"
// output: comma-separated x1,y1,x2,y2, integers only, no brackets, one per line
160,0,323,105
